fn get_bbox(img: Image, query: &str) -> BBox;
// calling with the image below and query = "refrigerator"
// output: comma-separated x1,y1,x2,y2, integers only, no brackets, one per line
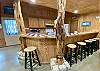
64,24,69,34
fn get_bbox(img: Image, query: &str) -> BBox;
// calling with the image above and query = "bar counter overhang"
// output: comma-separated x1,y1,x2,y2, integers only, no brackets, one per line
20,31,99,63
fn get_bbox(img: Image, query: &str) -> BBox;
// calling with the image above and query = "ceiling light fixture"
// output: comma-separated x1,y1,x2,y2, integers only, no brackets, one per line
30,0,36,3
96,16,100,19
73,10,79,14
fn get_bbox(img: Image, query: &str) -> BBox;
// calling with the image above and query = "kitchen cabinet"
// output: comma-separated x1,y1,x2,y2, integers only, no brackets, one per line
38,19,45,28
29,18,45,28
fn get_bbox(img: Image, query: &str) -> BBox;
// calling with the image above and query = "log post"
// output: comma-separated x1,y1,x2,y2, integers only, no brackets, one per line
55,0,66,56
14,0,26,34
13,0,26,52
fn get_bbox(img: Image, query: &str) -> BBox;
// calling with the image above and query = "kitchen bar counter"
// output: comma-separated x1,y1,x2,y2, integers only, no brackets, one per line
20,32,99,63
64,32,99,44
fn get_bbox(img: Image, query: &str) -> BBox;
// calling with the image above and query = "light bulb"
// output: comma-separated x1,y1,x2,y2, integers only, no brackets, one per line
30,0,36,3
73,10,78,14
96,16,100,19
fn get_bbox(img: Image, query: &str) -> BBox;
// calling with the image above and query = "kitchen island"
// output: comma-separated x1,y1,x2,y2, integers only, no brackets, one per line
20,32,99,63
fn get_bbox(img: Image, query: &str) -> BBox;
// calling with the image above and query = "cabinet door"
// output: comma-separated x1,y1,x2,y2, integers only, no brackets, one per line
38,19,45,28
29,18,39,28
29,18,33,28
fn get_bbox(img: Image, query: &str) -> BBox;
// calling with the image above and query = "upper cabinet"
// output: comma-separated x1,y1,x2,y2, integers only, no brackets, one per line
39,19,45,28
21,2,58,20
21,1,80,28
29,18,46,28
29,18,39,28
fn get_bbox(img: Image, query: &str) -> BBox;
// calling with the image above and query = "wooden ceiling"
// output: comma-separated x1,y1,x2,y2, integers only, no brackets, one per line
22,0,100,14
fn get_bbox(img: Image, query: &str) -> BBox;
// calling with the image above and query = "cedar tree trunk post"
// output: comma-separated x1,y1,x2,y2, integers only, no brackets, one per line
13,0,26,52
55,0,66,56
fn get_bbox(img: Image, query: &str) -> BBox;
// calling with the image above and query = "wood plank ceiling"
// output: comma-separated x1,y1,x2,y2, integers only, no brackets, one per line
22,0,100,14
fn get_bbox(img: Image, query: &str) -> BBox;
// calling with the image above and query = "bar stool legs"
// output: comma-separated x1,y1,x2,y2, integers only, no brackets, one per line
32,52,36,63
90,45,93,55
34,50,41,66
86,43,90,56
96,40,99,50
93,38,99,50
74,48,77,64
69,48,77,66
25,52,27,69
93,41,97,52
77,42,86,61
85,40,93,56
83,46,86,59
80,47,83,61
70,48,72,66
25,52,33,71
67,44,77,66
77,45,84,61
97,40,99,50
29,52,33,71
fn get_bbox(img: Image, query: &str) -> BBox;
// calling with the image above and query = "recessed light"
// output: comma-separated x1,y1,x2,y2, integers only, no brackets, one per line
96,16,100,19
30,0,36,3
73,10,78,14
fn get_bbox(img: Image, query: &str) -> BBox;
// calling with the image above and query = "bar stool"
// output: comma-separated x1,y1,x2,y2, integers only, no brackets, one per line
24,46,41,71
67,44,77,66
85,40,93,55
89,39,97,52
93,38,99,50
77,42,86,61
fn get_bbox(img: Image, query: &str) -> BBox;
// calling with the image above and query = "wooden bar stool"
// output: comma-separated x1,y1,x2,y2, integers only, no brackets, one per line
67,44,77,66
77,42,86,61
24,46,41,71
85,40,92,56
85,40,93,55
89,39,97,52
93,38,99,50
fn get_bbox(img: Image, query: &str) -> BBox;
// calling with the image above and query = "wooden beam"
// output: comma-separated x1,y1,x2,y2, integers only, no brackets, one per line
14,0,26,34
55,0,66,56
